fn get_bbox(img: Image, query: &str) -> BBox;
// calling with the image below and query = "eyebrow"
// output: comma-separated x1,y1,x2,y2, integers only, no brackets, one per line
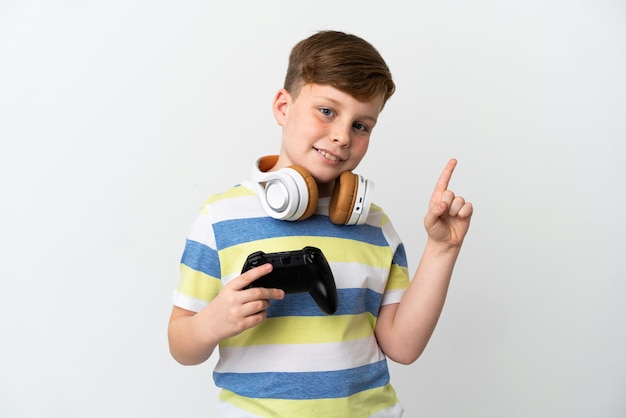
315,96,379,125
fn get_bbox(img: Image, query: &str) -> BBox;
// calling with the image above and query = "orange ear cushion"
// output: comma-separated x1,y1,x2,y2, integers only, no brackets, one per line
289,165,319,220
329,171,358,225
258,155,279,172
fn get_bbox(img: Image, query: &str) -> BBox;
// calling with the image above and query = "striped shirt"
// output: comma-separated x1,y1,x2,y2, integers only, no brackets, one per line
173,181,410,417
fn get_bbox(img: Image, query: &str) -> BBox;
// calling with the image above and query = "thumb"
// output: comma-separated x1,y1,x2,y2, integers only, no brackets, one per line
424,200,448,230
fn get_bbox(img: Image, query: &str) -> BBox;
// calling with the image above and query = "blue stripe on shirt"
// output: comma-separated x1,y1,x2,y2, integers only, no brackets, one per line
213,215,389,250
266,288,383,318
392,243,408,268
213,359,390,400
180,239,220,277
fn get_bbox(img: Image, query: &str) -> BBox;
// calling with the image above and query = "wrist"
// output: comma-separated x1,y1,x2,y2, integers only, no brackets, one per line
424,237,462,257
193,308,222,352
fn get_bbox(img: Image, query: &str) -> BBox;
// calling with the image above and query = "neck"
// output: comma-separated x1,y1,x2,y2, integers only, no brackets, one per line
317,180,335,198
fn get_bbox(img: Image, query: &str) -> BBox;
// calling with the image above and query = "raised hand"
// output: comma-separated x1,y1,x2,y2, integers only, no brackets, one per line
423,159,473,248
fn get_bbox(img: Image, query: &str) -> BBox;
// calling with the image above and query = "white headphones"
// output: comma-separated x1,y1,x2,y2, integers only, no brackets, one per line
251,155,373,225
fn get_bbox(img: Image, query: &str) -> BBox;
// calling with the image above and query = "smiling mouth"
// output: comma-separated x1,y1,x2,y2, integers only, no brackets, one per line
315,148,343,162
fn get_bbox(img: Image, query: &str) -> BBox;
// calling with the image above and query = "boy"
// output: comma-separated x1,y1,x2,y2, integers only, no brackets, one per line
168,30,473,417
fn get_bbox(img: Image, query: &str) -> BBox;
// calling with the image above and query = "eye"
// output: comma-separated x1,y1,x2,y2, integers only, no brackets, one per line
353,122,369,132
319,107,334,117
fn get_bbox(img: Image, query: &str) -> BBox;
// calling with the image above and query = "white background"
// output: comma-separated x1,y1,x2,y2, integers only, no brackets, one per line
1,1,625,417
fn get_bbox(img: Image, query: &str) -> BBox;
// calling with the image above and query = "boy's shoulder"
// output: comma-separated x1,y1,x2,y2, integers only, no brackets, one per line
201,181,256,207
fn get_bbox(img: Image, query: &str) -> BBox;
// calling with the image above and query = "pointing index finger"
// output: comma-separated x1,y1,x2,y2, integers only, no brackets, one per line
433,158,458,195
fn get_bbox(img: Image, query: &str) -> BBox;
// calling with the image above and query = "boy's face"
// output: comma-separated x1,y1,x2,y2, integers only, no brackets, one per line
272,83,384,197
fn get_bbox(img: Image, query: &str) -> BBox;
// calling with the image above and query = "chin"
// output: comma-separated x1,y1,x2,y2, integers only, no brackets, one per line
310,171,339,185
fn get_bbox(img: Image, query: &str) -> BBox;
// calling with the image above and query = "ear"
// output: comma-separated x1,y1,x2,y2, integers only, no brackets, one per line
272,88,290,127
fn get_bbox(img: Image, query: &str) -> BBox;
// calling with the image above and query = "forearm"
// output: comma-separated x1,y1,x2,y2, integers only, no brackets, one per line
168,266,286,366
377,239,461,364
168,307,219,366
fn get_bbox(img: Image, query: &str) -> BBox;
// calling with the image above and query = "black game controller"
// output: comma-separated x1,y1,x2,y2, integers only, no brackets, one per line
242,246,338,314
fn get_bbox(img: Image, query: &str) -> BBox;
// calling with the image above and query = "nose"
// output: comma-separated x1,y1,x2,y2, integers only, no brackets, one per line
331,123,351,147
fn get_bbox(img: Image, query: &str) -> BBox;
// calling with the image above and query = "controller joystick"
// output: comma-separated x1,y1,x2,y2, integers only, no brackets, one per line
242,246,338,314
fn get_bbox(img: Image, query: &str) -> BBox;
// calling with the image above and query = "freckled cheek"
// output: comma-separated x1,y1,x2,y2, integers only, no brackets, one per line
353,139,370,156
305,117,321,129
286,116,320,137
295,120,326,140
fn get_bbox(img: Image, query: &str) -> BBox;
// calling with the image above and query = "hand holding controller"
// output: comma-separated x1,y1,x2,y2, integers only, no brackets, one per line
242,246,338,314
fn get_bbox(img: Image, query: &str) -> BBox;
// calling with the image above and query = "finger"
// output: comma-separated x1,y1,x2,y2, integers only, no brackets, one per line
241,296,273,316
432,158,457,196
238,265,285,300
230,263,274,291
424,195,450,229
448,195,465,217
441,190,455,208
458,201,474,219
244,286,285,304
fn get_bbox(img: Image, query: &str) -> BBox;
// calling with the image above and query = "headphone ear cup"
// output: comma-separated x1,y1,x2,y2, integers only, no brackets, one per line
289,165,319,220
329,171,359,225
253,156,320,221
